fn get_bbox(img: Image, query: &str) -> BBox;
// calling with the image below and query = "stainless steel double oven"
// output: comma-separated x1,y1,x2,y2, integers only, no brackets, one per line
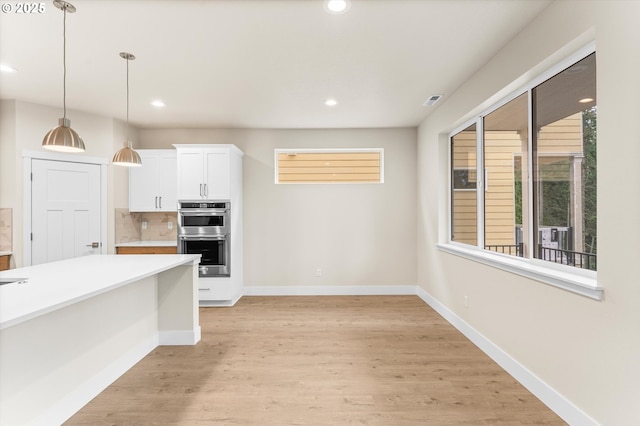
177,201,230,277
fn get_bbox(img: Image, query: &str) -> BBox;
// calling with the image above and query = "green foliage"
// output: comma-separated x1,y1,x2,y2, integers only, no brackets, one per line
582,106,597,254
514,157,522,225
540,179,570,227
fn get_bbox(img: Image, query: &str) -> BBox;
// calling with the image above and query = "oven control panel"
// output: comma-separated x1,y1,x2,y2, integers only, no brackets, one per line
179,201,228,209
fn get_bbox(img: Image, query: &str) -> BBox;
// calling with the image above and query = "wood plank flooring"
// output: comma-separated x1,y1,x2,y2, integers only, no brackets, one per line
65,296,565,425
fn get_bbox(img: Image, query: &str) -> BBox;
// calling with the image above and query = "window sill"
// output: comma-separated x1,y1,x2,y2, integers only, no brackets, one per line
437,243,603,301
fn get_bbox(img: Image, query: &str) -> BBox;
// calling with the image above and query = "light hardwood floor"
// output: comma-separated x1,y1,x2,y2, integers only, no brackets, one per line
65,296,565,425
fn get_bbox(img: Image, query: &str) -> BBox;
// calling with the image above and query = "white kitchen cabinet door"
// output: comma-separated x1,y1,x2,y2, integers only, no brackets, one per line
157,155,178,210
129,150,177,212
176,147,232,200
204,151,230,199
176,150,206,199
129,156,157,212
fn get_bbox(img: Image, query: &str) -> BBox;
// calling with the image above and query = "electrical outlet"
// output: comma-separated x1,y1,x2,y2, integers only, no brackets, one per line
464,295,469,308
142,221,147,230
315,268,322,277
168,221,173,230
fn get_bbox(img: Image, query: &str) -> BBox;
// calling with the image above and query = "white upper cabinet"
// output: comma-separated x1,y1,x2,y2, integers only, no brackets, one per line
175,149,206,199
205,150,231,199
129,150,177,212
174,145,243,200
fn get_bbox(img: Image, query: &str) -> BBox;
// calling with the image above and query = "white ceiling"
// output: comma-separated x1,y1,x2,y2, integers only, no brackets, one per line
0,0,551,129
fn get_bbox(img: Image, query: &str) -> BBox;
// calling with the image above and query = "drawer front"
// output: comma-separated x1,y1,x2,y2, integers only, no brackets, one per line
0,255,10,271
116,246,177,255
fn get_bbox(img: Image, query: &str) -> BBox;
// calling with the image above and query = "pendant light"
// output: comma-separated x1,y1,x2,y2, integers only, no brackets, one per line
42,0,85,153
112,52,142,167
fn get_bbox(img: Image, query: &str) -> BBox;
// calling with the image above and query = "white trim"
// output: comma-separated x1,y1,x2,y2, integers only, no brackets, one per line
172,144,244,157
243,285,416,297
444,45,600,299
437,243,602,300
22,149,108,165
30,335,158,426
415,286,599,426
22,157,32,266
159,327,202,346
22,151,108,266
476,117,485,249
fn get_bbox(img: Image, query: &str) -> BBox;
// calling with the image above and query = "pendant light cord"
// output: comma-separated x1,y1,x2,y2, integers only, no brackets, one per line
126,56,130,148
62,4,67,120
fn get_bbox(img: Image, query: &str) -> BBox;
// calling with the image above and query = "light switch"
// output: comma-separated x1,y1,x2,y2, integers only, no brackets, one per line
142,221,147,230
168,222,173,230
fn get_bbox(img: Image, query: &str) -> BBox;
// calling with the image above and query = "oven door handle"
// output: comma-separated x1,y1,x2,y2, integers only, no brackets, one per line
179,210,228,216
179,235,228,241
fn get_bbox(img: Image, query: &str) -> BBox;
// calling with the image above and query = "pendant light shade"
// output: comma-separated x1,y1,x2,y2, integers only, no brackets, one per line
112,145,142,166
112,52,142,167
42,0,85,153
42,117,85,152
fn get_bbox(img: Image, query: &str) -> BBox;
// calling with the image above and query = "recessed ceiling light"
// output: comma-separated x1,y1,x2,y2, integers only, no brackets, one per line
324,0,350,14
151,100,165,108
324,98,338,107
0,64,17,73
579,97,594,104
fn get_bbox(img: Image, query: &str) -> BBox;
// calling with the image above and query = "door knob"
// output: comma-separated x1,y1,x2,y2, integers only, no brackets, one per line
86,242,100,248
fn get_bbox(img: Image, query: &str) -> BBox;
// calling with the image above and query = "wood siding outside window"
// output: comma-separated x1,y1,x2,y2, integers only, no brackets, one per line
275,149,383,184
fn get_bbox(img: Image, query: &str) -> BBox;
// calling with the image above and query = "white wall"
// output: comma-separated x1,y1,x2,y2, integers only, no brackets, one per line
0,101,16,208
417,1,640,424
2,100,417,287
139,128,417,289
0,100,139,265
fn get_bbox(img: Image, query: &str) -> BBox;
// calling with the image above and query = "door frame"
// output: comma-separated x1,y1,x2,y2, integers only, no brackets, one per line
22,150,108,266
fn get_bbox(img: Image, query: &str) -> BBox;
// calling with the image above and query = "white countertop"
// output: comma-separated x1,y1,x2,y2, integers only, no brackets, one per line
0,254,200,330
115,240,177,247
0,251,12,256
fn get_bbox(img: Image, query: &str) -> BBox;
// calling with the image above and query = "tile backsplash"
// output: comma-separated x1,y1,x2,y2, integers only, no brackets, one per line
115,208,177,244
0,208,12,252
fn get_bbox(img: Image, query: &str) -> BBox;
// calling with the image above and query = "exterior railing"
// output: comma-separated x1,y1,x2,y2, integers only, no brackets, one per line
485,243,524,257
538,245,597,271
484,243,597,271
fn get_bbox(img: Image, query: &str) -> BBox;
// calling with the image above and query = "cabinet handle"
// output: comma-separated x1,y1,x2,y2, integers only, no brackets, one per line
155,196,158,209
159,196,162,209
204,184,208,197
199,184,203,197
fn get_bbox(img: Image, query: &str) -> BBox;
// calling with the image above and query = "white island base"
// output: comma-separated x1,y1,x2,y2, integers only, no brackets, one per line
0,254,201,426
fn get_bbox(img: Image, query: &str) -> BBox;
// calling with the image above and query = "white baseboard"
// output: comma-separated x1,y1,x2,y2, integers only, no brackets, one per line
243,284,416,296
159,326,202,345
33,335,158,426
414,286,598,426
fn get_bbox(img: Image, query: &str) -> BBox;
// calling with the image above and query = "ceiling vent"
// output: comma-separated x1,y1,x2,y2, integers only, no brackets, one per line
423,95,443,106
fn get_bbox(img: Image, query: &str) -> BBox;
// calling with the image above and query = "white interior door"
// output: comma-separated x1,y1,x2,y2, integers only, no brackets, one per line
31,159,102,265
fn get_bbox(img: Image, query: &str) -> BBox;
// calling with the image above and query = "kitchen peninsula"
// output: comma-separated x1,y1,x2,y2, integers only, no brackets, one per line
0,254,201,425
